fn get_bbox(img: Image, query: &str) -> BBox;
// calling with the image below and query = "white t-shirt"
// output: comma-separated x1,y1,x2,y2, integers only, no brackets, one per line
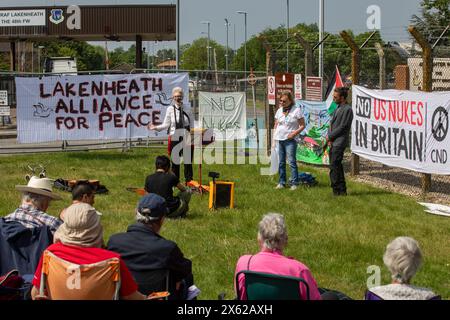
274,106,304,141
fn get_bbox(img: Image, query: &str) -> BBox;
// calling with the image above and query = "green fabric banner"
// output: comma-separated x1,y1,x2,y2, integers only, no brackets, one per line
296,100,334,165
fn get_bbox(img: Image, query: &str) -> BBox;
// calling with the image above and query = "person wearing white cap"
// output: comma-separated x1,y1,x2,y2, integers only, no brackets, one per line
4,176,63,233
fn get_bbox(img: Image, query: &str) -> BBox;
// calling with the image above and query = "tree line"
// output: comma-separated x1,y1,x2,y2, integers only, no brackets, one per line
0,0,447,83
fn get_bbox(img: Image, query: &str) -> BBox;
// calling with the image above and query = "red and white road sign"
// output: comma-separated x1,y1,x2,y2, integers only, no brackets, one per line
275,73,294,103
294,74,302,100
267,76,276,105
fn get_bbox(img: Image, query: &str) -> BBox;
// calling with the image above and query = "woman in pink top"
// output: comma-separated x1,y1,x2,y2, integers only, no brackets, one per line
235,213,322,300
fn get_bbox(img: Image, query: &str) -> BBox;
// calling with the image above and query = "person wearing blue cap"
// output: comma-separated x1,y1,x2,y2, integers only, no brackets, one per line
107,193,196,299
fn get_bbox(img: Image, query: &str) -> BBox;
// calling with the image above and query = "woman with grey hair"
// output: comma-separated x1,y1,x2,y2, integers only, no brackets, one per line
234,213,322,300
366,236,440,300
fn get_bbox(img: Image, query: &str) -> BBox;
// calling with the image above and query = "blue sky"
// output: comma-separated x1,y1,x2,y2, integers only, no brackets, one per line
1,0,422,51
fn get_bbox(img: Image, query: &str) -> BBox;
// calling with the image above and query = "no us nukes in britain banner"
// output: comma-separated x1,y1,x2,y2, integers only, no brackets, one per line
351,85,450,175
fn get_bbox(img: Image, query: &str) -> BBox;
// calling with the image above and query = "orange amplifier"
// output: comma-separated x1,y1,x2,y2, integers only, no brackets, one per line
208,181,235,209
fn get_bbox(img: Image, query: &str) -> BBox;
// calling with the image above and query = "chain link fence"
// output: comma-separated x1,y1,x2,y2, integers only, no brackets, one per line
345,37,450,203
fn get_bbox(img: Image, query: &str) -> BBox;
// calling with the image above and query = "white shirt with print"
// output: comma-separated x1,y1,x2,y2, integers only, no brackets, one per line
274,106,304,141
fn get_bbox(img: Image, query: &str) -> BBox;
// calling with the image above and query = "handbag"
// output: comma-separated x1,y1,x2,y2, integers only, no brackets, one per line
0,270,25,300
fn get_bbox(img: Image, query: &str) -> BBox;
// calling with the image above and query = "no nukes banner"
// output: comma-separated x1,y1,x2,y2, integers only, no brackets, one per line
351,85,450,175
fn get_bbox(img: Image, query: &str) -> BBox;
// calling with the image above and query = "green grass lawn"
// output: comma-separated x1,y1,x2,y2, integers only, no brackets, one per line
1,147,449,300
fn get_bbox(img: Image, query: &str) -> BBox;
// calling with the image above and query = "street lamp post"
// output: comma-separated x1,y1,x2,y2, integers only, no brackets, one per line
237,11,247,92
176,0,180,71
319,0,324,78
224,18,230,73
37,45,44,73
201,21,211,70
233,23,236,55
286,0,289,72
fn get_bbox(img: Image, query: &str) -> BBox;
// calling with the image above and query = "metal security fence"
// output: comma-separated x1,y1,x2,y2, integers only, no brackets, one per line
339,26,450,199
130,68,267,121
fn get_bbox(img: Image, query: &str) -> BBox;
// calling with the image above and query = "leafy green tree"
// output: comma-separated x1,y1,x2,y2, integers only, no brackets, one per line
230,23,351,83
411,0,449,57
109,45,137,68
231,35,265,72
230,23,405,88
154,49,175,64
411,0,449,46
180,38,226,70
36,40,105,71
0,53,10,71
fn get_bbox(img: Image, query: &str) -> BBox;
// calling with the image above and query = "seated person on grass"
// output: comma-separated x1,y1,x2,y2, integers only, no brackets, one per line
107,193,195,300
366,236,440,300
234,213,352,301
144,155,191,219
5,176,63,234
31,203,145,300
60,181,99,221
234,213,322,300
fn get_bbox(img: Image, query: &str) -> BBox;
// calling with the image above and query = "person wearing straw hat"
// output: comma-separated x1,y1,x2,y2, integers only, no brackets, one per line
4,176,63,233
30,203,146,300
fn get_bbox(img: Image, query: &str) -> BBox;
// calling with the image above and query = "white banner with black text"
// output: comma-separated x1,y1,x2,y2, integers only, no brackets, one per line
351,85,450,175
199,91,247,141
15,73,189,143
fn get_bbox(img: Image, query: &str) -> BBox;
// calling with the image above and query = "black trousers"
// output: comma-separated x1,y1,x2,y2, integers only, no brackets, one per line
329,146,346,194
169,137,194,182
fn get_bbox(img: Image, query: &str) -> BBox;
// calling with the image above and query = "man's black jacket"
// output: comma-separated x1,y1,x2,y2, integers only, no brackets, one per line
107,223,192,295
328,103,354,149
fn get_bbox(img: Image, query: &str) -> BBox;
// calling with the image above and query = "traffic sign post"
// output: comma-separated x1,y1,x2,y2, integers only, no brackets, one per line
294,74,303,100
267,76,276,105
0,106,10,116
0,90,10,126
248,70,259,150
275,73,294,102
306,76,323,101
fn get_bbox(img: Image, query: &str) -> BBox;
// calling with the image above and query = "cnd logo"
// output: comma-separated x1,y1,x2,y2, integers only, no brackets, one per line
366,5,381,30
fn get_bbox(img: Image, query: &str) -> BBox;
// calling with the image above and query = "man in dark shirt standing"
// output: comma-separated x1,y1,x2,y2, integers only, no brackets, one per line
107,193,196,299
145,155,191,218
326,87,354,196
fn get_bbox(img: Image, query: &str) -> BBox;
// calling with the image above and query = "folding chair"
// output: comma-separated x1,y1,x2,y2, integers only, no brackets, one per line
38,250,121,300
365,290,441,300
235,270,310,300
135,269,170,300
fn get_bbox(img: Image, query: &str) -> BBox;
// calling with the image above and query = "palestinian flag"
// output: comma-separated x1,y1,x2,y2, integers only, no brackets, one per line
325,65,344,115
